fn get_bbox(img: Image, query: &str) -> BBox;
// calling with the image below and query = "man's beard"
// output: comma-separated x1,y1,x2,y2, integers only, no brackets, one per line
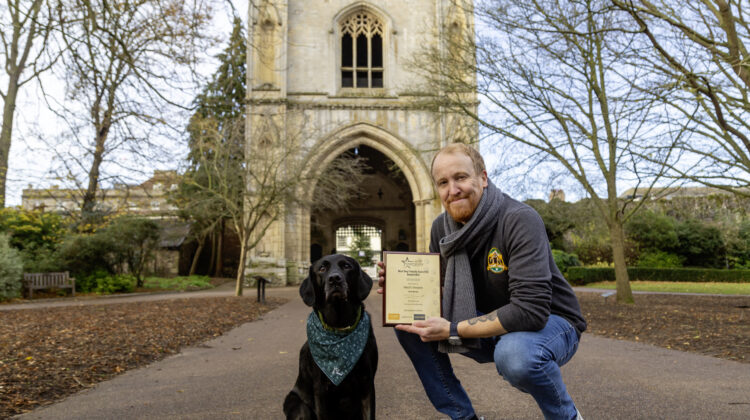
446,197,476,224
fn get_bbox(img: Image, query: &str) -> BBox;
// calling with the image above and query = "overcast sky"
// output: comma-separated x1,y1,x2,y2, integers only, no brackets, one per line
4,1,249,207
4,2,623,208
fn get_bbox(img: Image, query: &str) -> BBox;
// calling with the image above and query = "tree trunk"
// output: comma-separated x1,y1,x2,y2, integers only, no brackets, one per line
208,230,216,277
214,220,224,277
0,75,21,208
134,246,145,288
81,122,110,216
610,221,634,303
0,0,43,209
235,237,246,296
189,236,206,275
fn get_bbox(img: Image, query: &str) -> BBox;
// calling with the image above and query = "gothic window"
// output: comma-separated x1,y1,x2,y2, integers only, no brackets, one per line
340,12,384,88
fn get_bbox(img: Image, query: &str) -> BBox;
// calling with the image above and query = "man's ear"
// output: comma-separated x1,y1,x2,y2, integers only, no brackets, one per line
357,267,373,301
299,264,316,307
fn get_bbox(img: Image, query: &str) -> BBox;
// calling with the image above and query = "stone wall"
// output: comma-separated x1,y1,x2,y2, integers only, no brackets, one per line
246,0,475,285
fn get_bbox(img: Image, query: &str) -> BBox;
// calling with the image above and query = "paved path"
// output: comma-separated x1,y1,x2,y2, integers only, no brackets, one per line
10,286,750,419
0,283,238,312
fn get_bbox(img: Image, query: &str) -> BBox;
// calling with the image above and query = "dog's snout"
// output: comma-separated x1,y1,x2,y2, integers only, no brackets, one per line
323,270,348,301
327,273,343,283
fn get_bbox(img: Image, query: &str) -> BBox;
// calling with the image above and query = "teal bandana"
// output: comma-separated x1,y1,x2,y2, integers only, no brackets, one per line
306,308,370,386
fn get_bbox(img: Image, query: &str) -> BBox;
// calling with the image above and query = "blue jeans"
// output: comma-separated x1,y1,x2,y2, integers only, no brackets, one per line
395,314,580,420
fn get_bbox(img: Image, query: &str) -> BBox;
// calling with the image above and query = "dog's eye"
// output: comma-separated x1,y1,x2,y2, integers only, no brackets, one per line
341,262,351,270
318,265,327,273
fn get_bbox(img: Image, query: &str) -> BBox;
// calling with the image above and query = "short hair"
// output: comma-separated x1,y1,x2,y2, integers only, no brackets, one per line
430,143,486,177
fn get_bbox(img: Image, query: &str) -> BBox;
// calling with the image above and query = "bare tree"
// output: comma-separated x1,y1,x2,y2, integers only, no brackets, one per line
171,185,222,275
173,17,246,277
51,0,213,219
0,0,55,207
612,0,750,195
415,0,680,303
183,110,366,296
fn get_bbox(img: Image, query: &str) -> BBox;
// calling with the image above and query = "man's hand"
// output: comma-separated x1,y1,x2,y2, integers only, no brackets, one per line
395,317,450,342
377,261,386,295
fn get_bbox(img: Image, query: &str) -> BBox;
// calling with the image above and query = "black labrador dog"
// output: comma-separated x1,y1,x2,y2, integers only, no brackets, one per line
283,254,378,420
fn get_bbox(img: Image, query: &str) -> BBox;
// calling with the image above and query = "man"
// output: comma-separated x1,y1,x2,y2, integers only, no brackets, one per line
377,143,586,420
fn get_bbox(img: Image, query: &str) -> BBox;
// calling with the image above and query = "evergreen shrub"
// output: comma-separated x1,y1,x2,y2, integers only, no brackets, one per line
566,267,750,285
674,219,725,268
0,234,24,300
95,274,136,294
636,251,683,268
56,234,116,280
77,269,111,293
552,249,581,276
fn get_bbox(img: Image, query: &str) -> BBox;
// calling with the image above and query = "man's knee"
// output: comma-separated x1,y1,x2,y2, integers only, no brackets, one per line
493,335,540,388
394,328,415,347
395,328,433,355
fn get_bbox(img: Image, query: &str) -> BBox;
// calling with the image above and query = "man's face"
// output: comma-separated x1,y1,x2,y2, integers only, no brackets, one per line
432,151,488,224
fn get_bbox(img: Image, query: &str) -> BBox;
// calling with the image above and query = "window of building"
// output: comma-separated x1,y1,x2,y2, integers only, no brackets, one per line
340,12,384,88
335,224,382,256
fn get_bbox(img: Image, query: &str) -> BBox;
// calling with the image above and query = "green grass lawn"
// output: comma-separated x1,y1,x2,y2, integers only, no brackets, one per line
142,275,214,292
582,281,750,295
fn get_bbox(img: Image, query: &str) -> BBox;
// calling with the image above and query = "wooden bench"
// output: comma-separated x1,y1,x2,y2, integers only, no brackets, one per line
23,272,76,299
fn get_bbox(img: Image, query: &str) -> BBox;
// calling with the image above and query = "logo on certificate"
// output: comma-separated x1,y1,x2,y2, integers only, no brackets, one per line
400,257,424,268
413,314,425,320
388,313,400,320
487,247,507,273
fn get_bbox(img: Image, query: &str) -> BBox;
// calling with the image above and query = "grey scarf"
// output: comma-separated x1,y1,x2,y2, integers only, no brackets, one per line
438,180,504,353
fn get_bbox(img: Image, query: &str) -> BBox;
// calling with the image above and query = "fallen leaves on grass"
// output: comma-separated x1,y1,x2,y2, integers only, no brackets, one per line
578,293,750,363
0,296,285,418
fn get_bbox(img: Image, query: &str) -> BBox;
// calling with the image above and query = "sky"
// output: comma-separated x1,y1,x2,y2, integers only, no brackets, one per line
4,1,713,208
4,1,249,207
4,2,553,209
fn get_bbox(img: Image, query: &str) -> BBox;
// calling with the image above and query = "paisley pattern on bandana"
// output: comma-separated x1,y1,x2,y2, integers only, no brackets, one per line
306,310,370,386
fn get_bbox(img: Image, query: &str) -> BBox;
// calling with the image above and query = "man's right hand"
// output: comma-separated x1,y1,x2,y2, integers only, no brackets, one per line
377,260,385,294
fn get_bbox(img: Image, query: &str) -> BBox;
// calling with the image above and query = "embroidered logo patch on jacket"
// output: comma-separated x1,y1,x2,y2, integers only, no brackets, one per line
487,247,508,273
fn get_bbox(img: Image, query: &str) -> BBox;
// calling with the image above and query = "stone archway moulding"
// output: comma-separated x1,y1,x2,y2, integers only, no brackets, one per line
332,2,394,32
302,122,435,205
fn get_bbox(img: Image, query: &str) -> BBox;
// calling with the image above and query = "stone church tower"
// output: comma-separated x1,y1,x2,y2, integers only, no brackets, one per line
246,0,476,285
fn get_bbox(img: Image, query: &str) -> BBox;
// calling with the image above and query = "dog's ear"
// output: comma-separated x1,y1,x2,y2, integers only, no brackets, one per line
299,264,316,307
357,265,373,301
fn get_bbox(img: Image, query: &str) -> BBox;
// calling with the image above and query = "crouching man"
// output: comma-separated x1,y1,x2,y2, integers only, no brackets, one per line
378,143,586,420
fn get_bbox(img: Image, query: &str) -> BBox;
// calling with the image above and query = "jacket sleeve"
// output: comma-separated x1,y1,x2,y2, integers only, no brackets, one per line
495,207,553,332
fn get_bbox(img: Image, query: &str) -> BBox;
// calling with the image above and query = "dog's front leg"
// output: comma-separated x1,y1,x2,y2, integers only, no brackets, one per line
283,388,315,420
362,389,375,420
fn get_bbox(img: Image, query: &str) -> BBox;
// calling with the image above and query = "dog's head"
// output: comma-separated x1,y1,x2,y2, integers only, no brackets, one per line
299,254,373,308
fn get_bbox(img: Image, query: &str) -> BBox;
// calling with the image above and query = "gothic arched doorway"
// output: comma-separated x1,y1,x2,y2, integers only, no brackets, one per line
310,145,415,269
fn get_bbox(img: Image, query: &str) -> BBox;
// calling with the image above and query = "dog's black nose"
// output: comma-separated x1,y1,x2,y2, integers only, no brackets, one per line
328,273,343,283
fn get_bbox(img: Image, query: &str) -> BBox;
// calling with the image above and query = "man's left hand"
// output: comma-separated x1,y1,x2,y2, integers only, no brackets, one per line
395,317,450,342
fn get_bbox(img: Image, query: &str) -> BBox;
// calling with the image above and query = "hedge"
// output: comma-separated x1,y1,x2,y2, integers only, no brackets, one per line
566,267,750,285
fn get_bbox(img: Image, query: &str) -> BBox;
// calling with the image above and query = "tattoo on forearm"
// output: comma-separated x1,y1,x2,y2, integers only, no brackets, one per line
467,312,498,325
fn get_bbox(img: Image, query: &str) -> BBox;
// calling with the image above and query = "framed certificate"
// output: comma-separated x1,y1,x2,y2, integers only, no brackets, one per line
382,251,442,326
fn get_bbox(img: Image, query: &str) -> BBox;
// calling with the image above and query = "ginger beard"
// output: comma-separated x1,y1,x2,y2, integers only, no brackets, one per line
445,190,482,223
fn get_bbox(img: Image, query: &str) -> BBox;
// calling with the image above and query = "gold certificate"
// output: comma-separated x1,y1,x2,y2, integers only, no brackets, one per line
382,251,442,326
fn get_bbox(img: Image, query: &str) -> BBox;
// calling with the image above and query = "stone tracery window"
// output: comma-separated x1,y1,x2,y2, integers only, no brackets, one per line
340,12,383,88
